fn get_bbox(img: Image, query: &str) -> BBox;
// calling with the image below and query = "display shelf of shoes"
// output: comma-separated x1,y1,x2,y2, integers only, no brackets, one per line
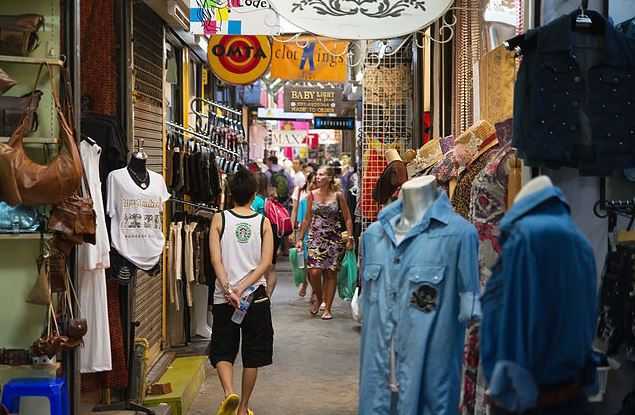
0,233,52,240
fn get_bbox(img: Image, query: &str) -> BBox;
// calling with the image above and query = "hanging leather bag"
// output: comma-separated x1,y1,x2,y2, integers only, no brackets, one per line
26,239,52,305
0,68,16,94
0,90,42,136
48,171,96,245
0,14,44,56
0,64,82,206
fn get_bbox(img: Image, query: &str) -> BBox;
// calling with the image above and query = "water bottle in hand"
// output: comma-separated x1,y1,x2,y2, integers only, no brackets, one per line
231,285,258,324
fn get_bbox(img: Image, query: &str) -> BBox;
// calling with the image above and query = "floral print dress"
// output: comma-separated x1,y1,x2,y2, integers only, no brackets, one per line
307,199,345,271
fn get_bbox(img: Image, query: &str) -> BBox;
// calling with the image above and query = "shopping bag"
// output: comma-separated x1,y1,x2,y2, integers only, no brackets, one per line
351,287,361,323
289,248,306,287
338,250,358,300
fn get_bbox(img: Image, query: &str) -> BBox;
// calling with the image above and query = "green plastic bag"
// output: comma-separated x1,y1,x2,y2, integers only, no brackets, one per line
338,250,358,300
289,248,306,287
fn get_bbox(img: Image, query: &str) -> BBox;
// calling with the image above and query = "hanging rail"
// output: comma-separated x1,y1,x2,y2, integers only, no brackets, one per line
166,121,242,159
169,198,217,213
191,97,242,116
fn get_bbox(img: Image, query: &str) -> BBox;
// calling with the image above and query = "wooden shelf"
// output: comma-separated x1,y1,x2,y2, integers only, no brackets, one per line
0,233,50,240
0,136,58,145
0,55,64,66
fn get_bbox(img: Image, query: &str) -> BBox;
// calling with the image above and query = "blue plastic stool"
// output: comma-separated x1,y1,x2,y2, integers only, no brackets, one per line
1,377,68,415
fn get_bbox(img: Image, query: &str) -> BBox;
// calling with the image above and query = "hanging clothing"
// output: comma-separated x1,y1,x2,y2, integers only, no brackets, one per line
480,186,598,412
106,168,170,270
597,245,635,361
359,192,481,415
512,10,635,175
461,121,515,415
452,140,499,219
78,141,112,374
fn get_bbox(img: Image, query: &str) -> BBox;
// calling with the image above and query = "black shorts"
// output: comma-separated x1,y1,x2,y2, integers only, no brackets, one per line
209,286,274,369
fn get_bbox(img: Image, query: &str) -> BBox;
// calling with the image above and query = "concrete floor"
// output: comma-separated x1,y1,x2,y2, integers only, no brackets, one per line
187,261,361,415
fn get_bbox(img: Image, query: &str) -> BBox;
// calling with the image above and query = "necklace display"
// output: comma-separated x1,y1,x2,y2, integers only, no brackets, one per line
127,166,149,189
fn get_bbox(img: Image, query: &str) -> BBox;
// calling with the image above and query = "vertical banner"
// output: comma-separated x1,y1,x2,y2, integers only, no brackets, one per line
271,36,349,82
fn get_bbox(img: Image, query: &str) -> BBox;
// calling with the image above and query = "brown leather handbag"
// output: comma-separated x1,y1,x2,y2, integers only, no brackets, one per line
0,64,82,206
0,14,44,56
48,171,97,245
0,68,16,94
0,90,42,136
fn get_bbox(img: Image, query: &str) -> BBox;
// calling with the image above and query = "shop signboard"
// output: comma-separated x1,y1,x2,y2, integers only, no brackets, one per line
190,0,281,35
208,35,272,85
271,129,309,147
271,36,349,83
314,116,355,130
309,129,339,145
284,86,342,114
268,0,453,40
257,107,314,120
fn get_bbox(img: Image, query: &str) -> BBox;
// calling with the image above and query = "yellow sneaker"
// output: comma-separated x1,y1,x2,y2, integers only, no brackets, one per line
215,394,240,415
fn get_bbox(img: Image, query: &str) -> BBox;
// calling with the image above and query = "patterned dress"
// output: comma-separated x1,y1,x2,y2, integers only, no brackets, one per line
307,199,345,271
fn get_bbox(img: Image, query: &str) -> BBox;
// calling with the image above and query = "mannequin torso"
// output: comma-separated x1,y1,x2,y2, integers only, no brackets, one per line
127,155,150,189
395,176,438,243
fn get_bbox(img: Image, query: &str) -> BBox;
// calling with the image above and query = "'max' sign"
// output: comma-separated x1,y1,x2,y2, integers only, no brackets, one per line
271,130,308,147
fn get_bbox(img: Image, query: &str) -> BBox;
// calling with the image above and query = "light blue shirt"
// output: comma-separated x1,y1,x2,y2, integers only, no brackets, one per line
359,191,481,415
480,186,598,412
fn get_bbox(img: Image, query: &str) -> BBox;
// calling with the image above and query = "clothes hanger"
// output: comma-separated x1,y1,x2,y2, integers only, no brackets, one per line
575,0,593,30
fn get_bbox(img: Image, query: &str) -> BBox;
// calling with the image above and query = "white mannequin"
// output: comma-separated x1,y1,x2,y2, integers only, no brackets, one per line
395,176,438,244
514,175,553,204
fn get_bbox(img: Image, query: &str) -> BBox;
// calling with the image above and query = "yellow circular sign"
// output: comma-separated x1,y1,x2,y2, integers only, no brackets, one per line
208,35,272,85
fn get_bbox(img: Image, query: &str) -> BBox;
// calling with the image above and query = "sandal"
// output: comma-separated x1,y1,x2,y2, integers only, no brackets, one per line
321,312,334,320
310,295,320,315
298,282,307,298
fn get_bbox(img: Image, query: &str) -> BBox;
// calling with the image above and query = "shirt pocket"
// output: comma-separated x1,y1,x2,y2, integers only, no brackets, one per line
407,265,446,314
363,264,382,303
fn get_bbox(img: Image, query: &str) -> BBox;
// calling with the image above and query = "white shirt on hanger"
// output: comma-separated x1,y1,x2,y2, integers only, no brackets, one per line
78,140,112,373
107,167,170,270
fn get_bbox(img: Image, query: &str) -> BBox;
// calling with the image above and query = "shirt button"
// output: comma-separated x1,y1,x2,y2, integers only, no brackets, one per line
562,121,567,126
612,88,618,93
630,130,635,135
572,101,580,108
540,120,546,124
569,125,577,132
574,76,582,83
393,257,400,264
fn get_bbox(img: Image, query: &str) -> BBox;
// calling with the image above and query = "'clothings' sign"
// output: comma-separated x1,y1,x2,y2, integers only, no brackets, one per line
271,36,349,83
268,0,453,40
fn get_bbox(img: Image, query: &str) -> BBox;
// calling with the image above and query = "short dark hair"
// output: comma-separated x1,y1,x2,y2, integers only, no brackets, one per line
267,155,278,165
229,168,257,206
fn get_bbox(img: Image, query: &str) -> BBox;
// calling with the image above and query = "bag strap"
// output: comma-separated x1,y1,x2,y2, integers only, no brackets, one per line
7,64,44,147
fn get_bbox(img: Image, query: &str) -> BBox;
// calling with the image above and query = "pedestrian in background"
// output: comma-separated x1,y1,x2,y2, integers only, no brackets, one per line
252,172,280,298
296,166,354,320
290,171,316,297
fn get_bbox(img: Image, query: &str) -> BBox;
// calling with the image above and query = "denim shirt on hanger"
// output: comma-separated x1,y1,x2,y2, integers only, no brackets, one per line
359,191,481,415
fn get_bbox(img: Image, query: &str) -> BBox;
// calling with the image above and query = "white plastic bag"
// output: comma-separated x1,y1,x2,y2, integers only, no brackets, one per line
351,287,361,323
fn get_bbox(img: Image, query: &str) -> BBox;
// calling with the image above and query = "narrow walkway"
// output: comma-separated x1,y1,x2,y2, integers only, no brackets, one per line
188,260,360,415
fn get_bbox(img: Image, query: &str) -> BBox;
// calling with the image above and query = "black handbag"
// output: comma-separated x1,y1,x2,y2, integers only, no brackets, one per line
0,91,41,136
0,14,44,56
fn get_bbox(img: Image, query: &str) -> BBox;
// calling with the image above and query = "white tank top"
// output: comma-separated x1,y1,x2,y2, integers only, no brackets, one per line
214,210,266,304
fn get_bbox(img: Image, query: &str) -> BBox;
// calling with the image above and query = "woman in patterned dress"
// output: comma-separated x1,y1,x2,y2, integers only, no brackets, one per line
296,166,354,320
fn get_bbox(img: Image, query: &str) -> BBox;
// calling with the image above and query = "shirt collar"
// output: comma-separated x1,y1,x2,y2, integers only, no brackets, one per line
378,190,451,244
500,186,570,232
537,10,625,66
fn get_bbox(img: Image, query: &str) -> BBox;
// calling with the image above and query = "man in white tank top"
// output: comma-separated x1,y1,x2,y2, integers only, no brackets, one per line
209,169,274,415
